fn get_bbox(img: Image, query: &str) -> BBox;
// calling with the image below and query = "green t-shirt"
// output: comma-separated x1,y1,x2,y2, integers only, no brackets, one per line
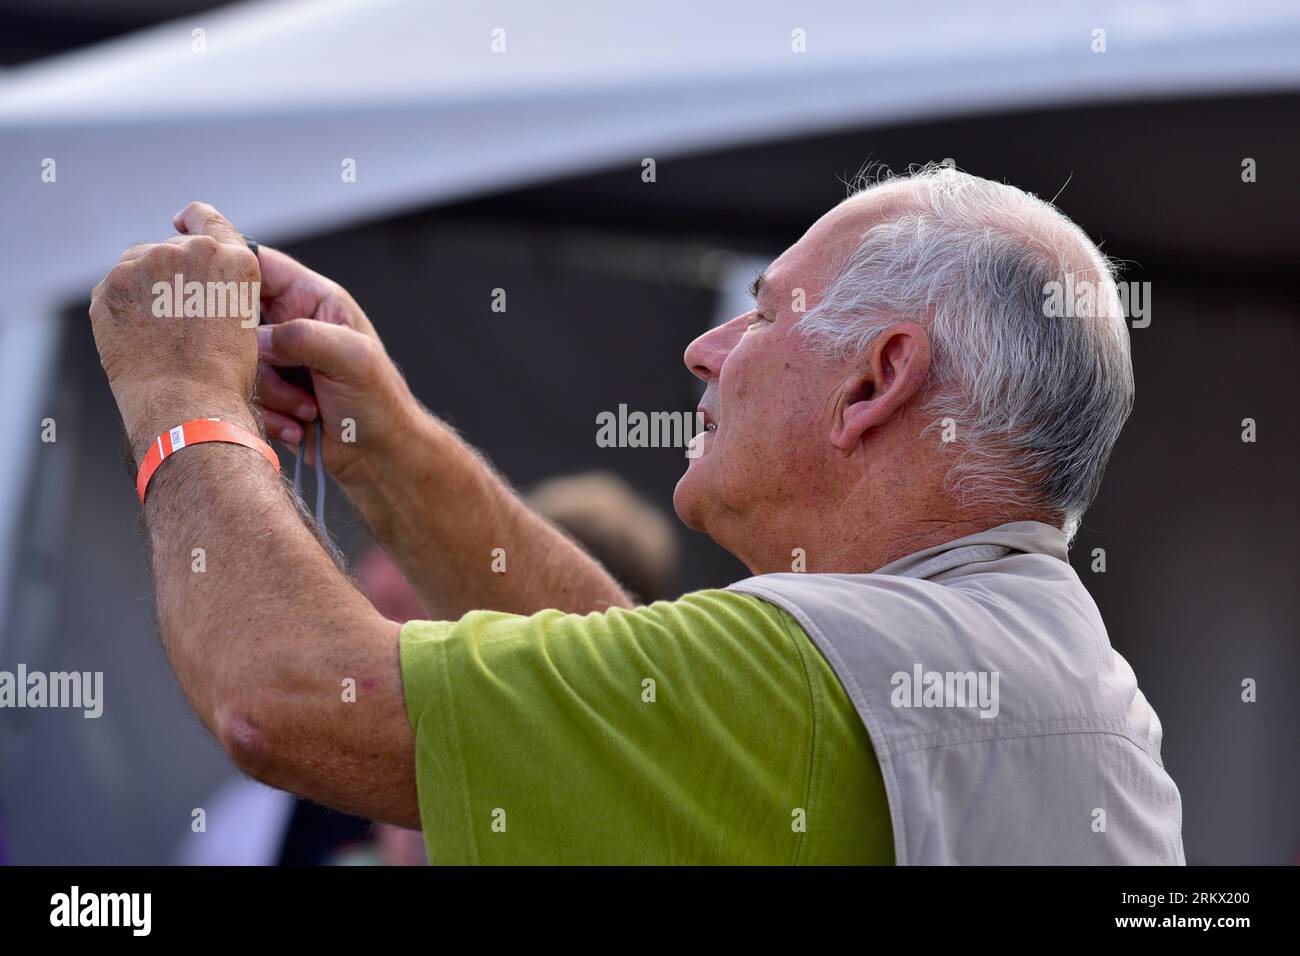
399,588,893,864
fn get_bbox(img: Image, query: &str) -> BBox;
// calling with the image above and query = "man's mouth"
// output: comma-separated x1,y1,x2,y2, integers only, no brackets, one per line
686,408,717,459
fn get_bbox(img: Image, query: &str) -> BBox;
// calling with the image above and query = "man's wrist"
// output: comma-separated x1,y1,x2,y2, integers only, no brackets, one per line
333,396,437,495
122,381,260,466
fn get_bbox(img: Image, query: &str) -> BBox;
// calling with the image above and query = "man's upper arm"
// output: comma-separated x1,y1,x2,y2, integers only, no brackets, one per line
398,589,892,864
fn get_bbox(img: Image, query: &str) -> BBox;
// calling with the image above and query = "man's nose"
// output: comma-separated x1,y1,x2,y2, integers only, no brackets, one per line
683,314,748,383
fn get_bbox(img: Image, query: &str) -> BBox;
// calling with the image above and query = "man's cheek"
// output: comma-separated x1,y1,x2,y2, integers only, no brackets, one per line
729,369,749,403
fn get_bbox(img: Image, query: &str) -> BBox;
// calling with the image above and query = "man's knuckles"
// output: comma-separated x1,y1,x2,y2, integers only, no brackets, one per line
99,238,257,297
273,318,314,357
150,234,255,274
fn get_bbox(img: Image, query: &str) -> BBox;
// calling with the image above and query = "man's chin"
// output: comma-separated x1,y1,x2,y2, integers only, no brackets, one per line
672,468,709,532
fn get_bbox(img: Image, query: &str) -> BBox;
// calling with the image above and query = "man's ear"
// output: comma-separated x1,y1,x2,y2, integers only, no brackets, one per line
829,321,931,450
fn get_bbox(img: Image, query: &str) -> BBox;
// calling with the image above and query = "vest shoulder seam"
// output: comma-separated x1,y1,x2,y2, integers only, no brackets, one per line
771,604,821,867
887,718,1165,767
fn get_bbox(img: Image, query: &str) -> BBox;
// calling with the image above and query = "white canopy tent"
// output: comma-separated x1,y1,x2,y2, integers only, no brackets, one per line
1,0,1299,629
4,0,1300,307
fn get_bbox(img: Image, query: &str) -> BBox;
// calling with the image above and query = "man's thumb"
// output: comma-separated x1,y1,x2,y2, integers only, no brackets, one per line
257,319,371,382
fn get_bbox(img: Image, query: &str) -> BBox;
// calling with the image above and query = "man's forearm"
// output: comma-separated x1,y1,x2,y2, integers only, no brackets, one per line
130,392,417,825
337,409,633,620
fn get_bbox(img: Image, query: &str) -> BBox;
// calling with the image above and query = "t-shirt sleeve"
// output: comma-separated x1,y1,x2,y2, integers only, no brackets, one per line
399,588,891,864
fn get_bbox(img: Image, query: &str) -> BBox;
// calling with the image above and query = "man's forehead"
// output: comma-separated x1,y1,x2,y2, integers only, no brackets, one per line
763,183,920,300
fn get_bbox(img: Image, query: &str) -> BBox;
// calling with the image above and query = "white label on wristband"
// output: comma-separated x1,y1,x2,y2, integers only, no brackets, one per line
169,425,186,452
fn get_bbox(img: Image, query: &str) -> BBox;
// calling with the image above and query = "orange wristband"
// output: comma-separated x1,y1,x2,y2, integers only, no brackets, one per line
136,418,280,504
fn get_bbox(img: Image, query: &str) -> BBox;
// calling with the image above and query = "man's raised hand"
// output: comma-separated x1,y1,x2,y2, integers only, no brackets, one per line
90,202,261,459
243,244,423,487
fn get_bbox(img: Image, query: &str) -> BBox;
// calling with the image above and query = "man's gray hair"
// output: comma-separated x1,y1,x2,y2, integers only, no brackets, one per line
799,164,1134,540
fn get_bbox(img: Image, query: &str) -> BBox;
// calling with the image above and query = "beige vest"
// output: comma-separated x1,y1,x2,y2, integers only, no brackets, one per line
729,522,1185,865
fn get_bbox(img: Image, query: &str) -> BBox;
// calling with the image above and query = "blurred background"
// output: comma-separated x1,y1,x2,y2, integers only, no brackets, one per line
0,0,1296,864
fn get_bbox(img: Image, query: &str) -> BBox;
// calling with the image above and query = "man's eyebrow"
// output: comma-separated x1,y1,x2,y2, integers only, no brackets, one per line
746,271,765,300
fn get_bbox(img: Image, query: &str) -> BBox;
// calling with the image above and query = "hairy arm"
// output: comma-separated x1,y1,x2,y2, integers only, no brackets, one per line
92,207,629,833
92,207,419,826
337,408,633,620
251,282,633,620
131,389,418,827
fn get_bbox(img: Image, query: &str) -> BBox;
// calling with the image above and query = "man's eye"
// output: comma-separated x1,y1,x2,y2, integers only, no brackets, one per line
746,314,768,331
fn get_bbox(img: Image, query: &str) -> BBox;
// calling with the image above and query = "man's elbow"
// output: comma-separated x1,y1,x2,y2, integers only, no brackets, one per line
213,700,283,784
206,662,313,791
210,680,338,801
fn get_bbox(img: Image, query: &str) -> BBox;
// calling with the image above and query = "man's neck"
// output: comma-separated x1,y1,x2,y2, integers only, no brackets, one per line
738,508,1055,576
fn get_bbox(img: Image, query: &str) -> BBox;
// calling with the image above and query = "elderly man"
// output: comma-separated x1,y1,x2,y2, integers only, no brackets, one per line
90,166,1184,865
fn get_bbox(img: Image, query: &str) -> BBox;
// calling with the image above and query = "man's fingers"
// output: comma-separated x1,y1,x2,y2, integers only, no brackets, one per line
256,363,319,421
256,246,377,337
172,201,246,248
259,406,318,465
259,405,304,446
256,245,315,300
257,318,374,382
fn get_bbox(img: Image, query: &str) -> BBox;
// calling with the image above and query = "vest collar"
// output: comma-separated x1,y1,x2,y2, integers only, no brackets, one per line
874,521,1069,580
